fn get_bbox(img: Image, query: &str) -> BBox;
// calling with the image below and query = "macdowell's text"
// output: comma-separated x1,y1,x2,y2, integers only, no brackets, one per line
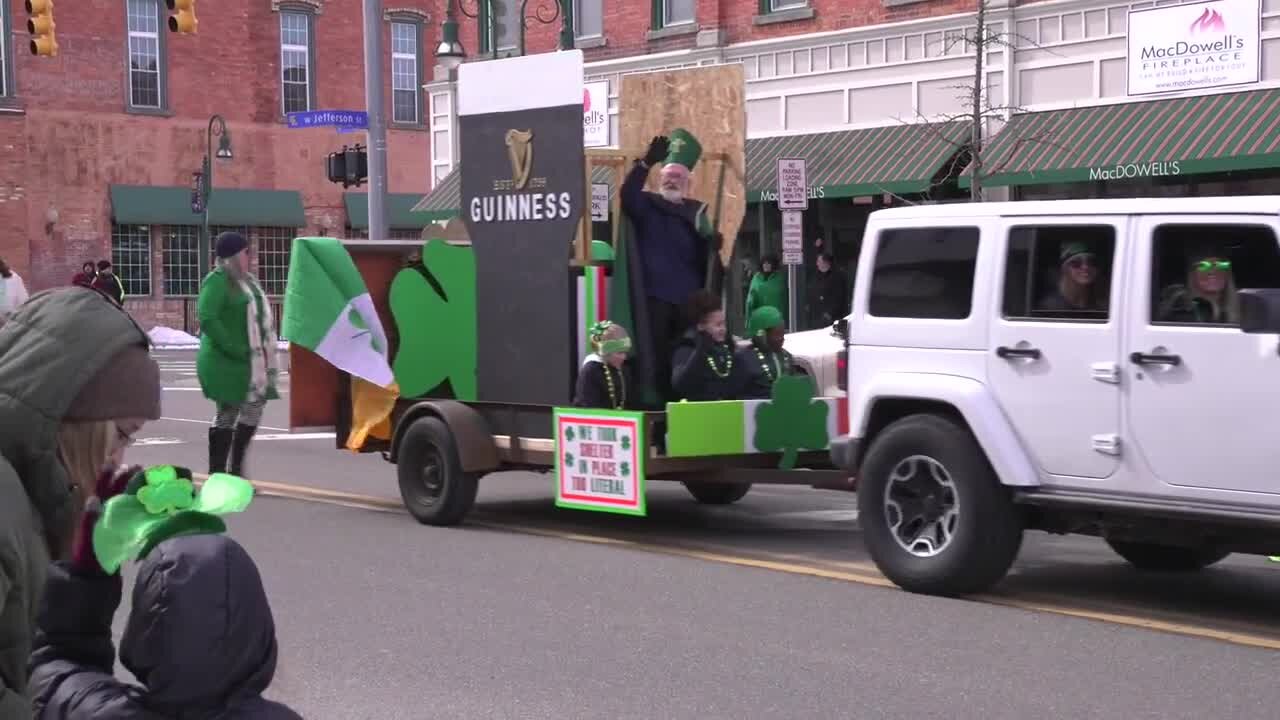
1088,161,1182,181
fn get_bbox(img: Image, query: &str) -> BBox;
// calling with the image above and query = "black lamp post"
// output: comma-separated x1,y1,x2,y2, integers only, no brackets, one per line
201,114,233,277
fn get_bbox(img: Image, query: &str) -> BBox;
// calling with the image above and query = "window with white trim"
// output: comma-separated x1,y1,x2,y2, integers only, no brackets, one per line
280,11,312,114
162,225,200,296
255,227,294,296
662,0,694,26
390,21,420,124
482,0,519,52
0,2,11,98
111,224,153,297
575,0,602,38
127,0,163,109
767,0,807,10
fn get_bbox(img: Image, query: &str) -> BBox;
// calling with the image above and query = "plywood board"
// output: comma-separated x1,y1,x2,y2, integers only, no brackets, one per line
620,65,746,267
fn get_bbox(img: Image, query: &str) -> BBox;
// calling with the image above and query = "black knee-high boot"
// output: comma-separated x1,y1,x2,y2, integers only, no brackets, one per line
229,423,258,478
209,427,234,474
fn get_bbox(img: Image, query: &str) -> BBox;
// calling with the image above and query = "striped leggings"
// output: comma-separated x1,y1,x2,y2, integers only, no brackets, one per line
213,398,266,429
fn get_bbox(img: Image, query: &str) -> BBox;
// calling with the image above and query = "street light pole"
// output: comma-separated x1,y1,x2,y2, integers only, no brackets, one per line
363,0,389,242
202,114,233,278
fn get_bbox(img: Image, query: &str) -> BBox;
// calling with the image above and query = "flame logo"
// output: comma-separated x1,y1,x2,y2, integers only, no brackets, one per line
1190,8,1226,33
583,88,591,113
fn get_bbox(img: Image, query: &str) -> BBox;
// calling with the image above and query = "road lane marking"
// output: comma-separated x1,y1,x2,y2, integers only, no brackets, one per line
255,433,336,441
204,475,1280,651
160,416,291,433
134,437,185,446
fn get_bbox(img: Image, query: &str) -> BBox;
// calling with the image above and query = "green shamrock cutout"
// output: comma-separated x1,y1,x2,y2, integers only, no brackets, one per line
620,435,631,451
136,466,196,514
348,307,384,355
754,374,829,470
389,239,477,400
565,426,576,442
564,452,575,467
620,461,630,477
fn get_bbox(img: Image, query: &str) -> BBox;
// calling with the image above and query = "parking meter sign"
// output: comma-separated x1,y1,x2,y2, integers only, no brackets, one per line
776,158,808,211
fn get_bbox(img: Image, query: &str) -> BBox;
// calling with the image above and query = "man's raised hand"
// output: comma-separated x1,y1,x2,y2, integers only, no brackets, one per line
643,136,670,167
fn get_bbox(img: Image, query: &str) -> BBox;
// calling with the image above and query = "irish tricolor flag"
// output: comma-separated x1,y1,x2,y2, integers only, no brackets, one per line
282,237,398,450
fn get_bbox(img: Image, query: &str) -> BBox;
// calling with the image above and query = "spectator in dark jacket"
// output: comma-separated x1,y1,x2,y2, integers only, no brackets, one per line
29,518,300,719
91,261,126,306
808,252,849,329
71,262,96,287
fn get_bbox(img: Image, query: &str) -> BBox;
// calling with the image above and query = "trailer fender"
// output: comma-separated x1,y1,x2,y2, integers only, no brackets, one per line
391,400,500,473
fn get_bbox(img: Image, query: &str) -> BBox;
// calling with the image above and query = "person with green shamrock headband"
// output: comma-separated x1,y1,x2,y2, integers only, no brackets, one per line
28,464,302,719
735,305,795,400
574,320,635,410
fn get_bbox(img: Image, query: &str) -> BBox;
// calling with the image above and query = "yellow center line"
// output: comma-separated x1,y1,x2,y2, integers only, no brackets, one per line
208,475,1280,651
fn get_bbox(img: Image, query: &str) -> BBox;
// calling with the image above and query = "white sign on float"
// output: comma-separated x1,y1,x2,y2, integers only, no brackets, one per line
776,157,809,210
590,183,609,222
781,209,804,265
583,81,610,148
1126,0,1260,96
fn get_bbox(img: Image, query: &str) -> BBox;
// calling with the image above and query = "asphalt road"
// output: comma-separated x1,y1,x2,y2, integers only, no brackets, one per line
108,350,1280,716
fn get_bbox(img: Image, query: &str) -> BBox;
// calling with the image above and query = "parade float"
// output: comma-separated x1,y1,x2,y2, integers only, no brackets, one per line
282,50,852,526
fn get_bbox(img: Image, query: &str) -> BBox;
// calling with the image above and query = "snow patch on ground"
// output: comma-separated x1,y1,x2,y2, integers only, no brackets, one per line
148,326,290,350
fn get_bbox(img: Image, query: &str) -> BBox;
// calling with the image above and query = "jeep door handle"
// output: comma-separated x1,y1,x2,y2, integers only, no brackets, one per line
996,346,1042,360
1129,351,1181,367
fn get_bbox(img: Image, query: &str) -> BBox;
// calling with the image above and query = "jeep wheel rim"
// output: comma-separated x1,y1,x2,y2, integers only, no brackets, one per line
883,454,959,558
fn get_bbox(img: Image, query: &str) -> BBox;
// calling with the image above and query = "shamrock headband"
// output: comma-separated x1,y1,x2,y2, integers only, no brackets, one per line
589,321,632,355
92,466,255,574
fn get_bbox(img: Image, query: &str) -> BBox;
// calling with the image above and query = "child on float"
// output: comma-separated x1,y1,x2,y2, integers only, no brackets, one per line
574,321,636,410
670,290,739,401
734,305,795,400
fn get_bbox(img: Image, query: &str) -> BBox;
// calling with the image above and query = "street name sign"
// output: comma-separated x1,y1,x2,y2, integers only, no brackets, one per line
286,110,370,130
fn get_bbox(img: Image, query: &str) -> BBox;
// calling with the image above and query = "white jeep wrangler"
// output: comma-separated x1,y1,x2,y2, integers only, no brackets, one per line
830,197,1280,597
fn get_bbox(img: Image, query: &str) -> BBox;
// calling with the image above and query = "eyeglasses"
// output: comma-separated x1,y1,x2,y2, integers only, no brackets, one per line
1066,254,1097,269
1196,259,1231,272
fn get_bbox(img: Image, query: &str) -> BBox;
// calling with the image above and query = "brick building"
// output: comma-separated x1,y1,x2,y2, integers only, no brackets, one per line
0,0,437,330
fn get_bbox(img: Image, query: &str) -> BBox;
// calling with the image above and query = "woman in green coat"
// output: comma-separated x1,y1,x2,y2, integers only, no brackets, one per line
198,231,280,478
746,254,787,320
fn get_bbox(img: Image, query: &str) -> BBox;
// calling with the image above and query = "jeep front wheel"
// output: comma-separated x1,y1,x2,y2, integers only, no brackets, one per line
1106,540,1230,572
857,414,1023,597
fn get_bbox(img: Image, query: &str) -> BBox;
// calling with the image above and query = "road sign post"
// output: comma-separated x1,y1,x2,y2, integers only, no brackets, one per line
781,209,803,331
777,157,808,211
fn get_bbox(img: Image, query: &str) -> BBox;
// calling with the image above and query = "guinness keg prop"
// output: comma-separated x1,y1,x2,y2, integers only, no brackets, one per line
459,51,587,405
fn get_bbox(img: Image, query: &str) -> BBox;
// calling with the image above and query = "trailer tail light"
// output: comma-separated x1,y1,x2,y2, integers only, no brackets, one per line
836,349,848,392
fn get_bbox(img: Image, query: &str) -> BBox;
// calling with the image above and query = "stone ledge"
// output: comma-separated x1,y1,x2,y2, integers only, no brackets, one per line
646,23,700,42
752,6,816,26
575,36,608,49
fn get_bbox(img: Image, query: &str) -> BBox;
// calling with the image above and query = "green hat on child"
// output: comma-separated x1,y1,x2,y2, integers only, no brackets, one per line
664,128,703,172
748,306,784,336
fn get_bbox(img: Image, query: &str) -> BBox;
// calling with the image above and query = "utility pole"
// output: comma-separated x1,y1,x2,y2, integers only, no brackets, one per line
363,0,389,241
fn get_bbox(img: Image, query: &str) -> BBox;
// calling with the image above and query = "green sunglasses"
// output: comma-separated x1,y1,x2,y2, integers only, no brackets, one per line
1195,259,1231,272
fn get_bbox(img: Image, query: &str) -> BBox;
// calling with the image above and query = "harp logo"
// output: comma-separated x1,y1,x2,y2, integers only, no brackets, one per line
505,129,534,190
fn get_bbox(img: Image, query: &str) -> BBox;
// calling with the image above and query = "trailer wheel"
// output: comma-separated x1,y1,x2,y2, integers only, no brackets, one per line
683,481,752,505
396,416,479,526
858,414,1023,597
1106,540,1230,572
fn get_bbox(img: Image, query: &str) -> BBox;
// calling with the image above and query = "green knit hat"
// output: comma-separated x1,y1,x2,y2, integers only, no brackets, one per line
748,305,784,336
664,128,702,171
1060,242,1091,264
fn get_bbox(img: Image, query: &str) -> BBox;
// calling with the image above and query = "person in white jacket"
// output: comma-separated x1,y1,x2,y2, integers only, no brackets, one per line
0,257,30,317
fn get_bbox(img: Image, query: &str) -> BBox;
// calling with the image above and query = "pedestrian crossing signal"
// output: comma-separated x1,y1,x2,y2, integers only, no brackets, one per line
166,0,198,34
26,0,58,57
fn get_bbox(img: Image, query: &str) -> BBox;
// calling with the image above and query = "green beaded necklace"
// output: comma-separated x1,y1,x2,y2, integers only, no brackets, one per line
754,347,781,382
602,364,626,409
706,346,733,378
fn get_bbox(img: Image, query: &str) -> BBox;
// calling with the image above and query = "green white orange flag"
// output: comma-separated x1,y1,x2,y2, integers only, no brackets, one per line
282,237,398,449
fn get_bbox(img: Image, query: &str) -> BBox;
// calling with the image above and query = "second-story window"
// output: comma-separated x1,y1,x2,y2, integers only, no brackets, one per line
575,0,603,39
127,0,164,109
661,0,695,26
0,2,12,98
481,0,519,54
280,10,313,114
766,0,808,10
391,21,420,125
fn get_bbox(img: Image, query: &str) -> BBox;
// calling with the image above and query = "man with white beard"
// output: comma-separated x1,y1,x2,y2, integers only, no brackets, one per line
620,129,721,403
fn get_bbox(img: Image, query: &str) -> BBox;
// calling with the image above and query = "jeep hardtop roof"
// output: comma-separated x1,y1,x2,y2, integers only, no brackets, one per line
869,196,1280,221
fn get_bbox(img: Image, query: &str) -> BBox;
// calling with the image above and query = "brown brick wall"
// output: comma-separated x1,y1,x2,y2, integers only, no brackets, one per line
1,0,435,329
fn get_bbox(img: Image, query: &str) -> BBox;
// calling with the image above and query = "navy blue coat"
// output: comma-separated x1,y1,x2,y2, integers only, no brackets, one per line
28,534,301,720
620,161,714,306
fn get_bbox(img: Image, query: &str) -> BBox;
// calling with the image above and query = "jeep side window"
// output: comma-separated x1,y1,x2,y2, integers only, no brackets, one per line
867,227,979,320
1151,224,1280,327
1001,225,1115,322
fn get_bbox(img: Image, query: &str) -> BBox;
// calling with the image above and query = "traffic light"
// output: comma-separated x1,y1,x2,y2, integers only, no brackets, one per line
26,0,57,57
326,145,368,189
166,0,198,34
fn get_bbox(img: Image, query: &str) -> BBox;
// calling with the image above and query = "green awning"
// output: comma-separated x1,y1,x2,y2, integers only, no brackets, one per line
746,122,968,202
344,192,435,230
109,185,305,227
410,165,618,219
974,88,1280,188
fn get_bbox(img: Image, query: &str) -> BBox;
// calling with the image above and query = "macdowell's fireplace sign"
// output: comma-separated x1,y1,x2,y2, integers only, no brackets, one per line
1127,0,1261,96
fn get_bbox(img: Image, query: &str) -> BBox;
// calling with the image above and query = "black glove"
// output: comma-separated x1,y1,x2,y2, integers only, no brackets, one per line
643,136,670,167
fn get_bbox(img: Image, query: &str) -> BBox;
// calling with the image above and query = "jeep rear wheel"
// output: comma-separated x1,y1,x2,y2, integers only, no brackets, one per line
857,414,1023,597
1106,540,1230,572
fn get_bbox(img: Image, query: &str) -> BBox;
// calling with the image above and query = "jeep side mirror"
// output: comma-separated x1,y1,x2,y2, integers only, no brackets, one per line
832,317,849,341
1238,289,1280,333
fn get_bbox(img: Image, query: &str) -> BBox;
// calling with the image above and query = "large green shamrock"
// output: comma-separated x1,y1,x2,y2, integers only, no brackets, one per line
753,374,829,470
389,239,477,400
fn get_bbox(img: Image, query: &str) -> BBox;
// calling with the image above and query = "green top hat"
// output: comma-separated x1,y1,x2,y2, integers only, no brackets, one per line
590,239,614,263
664,128,703,171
